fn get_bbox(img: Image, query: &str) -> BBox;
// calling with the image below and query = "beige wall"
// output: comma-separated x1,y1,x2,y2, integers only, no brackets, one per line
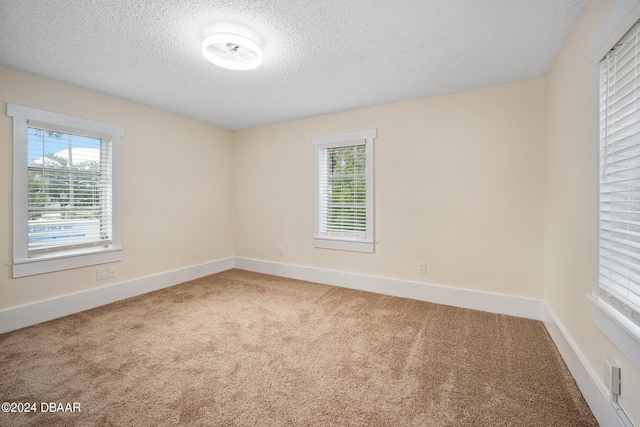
0,66,235,310
234,79,546,298
545,0,640,424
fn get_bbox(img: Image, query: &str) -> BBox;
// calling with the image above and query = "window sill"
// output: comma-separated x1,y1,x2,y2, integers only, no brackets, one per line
13,247,122,278
587,294,640,371
314,237,374,253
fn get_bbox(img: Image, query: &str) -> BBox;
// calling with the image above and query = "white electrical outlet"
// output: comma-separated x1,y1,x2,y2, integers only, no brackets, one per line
278,246,285,256
96,267,107,281
418,261,426,274
604,359,621,396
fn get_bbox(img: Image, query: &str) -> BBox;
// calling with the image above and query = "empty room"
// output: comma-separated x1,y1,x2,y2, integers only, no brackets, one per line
1,0,639,425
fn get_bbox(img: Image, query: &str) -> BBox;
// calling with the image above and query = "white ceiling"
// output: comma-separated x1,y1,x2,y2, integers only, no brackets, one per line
0,0,586,131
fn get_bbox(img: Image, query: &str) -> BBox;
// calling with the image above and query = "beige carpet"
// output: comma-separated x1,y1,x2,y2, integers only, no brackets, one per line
0,269,597,426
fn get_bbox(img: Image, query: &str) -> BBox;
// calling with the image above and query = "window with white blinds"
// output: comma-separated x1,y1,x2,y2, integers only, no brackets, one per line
599,22,640,329
319,145,366,236
27,126,112,256
313,129,375,253
9,104,123,278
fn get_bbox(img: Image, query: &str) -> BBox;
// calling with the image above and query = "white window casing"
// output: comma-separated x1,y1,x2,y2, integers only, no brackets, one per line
313,129,376,253
591,1,640,373
8,104,123,278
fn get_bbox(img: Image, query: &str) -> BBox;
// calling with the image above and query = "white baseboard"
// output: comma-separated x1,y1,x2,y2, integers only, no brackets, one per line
0,257,234,334
234,257,544,320
0,257,544,334
543,304,632,427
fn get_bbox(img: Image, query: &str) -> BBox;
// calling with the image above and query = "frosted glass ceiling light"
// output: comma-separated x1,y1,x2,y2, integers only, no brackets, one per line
202,33,262,70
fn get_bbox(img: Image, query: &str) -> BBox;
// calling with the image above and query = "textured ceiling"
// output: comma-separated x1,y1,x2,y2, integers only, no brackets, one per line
0,0,586,131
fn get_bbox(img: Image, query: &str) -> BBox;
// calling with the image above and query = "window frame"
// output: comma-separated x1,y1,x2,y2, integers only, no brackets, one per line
590,1,640,372
312,129,376,253
8,103,123,278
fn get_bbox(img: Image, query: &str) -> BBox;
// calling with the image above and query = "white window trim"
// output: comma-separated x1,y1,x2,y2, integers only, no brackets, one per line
312,129,376,253
8,103,123,278
589,0,640,372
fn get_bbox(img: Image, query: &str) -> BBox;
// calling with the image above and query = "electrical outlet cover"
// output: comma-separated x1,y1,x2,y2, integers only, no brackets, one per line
418,261,426,274
604,359,621,395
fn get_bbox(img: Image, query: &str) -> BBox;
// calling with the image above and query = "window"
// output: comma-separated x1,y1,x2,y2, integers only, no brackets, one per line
591,6,640,373
598,22,640,330
312,129,375,253
8,104,123,278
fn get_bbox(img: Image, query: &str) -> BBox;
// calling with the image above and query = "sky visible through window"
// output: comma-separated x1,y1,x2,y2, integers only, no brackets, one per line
28,127,99,165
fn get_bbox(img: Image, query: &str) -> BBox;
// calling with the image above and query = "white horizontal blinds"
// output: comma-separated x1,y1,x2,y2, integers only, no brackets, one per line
599,21,640,327
319,143,366,238
27,126,112,256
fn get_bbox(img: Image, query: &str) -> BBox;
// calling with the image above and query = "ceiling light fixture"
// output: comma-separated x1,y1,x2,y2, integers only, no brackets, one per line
202,33,262,70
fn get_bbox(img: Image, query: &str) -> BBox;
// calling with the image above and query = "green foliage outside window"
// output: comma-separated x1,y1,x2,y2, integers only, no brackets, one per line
28,129,101,221
326,145,366,232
